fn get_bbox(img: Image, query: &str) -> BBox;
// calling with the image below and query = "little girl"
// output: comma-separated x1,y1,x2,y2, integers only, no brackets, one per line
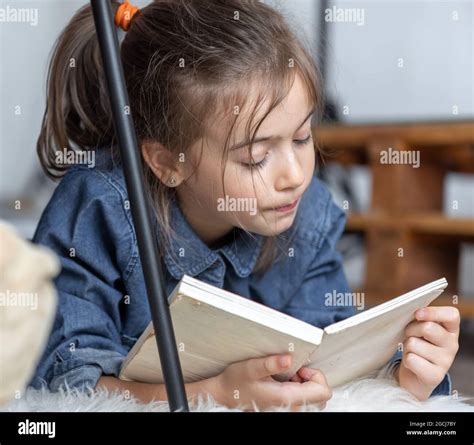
31,0,459,410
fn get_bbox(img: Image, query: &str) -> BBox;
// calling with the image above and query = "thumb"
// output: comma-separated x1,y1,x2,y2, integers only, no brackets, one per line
298,367,328,385
245,354,292,381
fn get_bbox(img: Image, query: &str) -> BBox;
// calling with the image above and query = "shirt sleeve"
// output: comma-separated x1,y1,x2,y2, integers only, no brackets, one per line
30,168,135,392
282,196,358,328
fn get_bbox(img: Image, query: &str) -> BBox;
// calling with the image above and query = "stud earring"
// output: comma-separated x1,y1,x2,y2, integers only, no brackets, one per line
168,176,177,186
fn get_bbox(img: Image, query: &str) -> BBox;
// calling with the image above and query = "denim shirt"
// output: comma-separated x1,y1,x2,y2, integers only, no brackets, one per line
29,153,450,397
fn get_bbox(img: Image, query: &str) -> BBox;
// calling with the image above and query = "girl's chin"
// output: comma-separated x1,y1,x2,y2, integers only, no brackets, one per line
249,212,297,236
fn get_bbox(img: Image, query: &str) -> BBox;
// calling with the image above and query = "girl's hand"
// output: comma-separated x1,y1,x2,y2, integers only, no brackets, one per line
395,306,460,401
212,354,332,411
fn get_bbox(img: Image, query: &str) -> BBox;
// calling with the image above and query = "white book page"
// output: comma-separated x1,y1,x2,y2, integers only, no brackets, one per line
308,280,448,387
120,277,324,383
179,275,322,344
120,295,322,384
325,278,448,333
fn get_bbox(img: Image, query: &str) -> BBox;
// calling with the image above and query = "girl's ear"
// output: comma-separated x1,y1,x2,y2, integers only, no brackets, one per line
141,141,183,187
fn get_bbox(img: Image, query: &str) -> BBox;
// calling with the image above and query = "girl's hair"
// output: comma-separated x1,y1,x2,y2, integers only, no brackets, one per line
37,0,323,274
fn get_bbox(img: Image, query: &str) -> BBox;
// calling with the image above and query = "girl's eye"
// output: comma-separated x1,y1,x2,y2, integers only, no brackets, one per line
240,136,311,170
294,134,312,145
242,153,269,170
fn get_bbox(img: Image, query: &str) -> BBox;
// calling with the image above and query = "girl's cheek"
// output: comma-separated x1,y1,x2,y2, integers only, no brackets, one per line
301,145,316,175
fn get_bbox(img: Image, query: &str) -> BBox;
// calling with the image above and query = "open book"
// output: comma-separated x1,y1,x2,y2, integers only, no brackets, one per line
119,276,448,387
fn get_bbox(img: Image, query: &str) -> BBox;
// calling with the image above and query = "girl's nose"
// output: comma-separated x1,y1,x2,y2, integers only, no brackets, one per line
275,150,305,191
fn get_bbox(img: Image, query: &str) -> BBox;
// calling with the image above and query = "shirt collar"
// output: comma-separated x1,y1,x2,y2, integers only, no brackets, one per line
162,193,265,280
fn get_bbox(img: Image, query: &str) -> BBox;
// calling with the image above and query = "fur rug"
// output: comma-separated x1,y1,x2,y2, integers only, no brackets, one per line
3,367,473,412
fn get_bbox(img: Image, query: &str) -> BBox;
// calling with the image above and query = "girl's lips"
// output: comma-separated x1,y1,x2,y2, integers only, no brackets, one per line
275,198,299,213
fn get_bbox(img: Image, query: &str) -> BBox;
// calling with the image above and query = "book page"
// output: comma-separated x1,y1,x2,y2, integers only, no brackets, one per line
307,282,447,387
120,293,324,384
178,275,323,344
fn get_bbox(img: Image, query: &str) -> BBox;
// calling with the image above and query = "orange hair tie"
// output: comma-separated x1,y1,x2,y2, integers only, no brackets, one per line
115,0,140,31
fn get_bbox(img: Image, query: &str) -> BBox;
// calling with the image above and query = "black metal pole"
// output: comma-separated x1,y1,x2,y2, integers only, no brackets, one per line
317,0,339,122
90,0,189,412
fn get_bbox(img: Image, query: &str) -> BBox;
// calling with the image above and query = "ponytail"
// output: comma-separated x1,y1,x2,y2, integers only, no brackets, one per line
37,2,119,179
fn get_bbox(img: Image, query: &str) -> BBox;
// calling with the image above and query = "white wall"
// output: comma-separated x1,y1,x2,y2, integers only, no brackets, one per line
0,0,84,197
326,0,473,123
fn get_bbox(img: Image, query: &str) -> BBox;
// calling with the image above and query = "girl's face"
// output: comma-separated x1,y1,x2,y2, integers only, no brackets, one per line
177,75,316,245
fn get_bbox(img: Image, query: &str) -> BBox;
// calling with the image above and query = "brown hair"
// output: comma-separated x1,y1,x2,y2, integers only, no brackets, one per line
37,0,323,274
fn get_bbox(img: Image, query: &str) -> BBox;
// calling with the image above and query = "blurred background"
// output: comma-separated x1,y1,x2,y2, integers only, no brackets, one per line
0,0,473,396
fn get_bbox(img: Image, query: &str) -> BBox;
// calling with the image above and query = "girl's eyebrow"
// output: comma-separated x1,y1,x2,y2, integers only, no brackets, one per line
229,107,315,151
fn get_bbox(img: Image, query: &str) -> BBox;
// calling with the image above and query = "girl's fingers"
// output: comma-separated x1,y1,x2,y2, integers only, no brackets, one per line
300,371,332,403
405,320,451,349
290,373,303,383
415,306,460,335
403,352,447,388
245,354,292,381
403,336,448,368
299,367,328,385
278,379,332,407
289,367,323,384
263,368,332,408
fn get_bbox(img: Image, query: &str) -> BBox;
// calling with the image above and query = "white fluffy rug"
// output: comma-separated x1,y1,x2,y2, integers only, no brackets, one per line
3,367,473,412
